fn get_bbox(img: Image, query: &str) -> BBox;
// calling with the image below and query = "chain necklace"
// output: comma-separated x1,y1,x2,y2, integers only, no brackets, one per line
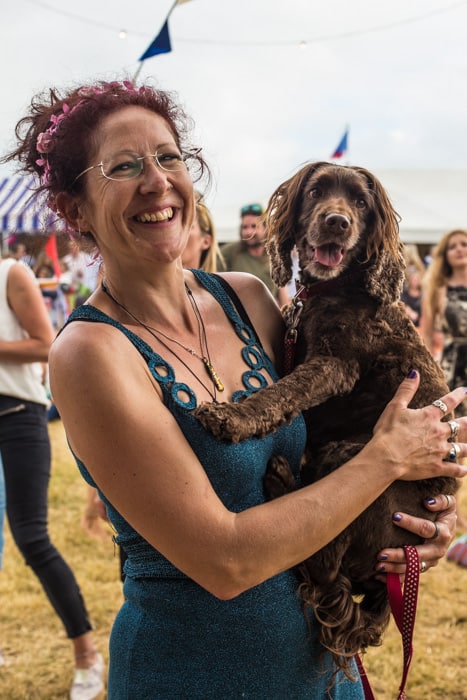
100,279,224,402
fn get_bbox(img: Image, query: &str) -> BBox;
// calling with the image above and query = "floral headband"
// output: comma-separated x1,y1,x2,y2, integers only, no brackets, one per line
35,80,145,194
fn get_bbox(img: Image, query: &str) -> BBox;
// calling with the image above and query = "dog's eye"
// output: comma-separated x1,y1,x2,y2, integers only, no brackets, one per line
356,198,367,209
309,187,321,199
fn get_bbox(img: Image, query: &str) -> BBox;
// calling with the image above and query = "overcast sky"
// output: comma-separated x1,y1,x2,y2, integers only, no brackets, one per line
1,0,467,234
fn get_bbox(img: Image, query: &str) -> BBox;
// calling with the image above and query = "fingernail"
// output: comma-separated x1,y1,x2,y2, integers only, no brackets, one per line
425,497,436,505
378,564,386,572
378,554,388,561
407,369,417,379
393,513,402,522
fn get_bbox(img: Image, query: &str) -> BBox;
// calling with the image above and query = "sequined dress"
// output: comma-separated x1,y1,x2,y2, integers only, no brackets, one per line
65,270,364,699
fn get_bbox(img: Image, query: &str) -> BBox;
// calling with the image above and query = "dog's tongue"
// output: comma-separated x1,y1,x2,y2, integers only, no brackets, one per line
315,244,344,267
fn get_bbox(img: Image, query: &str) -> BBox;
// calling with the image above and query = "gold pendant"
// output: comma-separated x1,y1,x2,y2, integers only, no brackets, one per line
203,358,224,392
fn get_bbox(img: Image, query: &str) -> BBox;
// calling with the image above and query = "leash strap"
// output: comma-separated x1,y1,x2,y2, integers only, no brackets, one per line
386,545,420,699
357,545,420,700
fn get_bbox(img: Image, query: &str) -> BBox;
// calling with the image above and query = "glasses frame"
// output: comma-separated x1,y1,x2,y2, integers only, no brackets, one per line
72,148,202,186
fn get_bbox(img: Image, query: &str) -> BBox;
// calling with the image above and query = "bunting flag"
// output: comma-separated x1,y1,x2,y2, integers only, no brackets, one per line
331,128,349,160
139,20,172,60
137,0,192,64
44,233,61,278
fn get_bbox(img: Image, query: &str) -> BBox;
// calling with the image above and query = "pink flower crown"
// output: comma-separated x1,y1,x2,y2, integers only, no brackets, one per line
35,80,145,205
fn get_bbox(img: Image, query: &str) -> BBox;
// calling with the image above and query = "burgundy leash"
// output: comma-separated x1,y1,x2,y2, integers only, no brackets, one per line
357,545,420,699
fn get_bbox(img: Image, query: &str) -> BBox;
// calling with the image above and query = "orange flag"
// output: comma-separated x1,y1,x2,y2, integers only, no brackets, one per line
44,233,61,277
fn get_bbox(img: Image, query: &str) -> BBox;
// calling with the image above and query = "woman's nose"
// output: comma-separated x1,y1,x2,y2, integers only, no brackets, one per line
139,157,171,192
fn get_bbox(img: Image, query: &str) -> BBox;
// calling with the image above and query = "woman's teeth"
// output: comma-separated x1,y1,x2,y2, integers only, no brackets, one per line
135,207,173,223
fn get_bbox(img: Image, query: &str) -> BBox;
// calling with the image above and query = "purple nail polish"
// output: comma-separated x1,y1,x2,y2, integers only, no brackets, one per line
393,513,402,522
378,564,386,572
378,554,388,561
407,369,417,379
425,497,436,505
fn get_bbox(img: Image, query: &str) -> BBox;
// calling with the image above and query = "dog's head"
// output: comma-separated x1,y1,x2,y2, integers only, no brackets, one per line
266,161,405,301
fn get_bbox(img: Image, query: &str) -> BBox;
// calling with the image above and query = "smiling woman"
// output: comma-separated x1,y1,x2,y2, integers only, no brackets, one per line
2,78,465,700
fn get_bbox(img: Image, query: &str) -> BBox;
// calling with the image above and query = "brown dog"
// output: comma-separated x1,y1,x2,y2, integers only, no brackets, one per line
195,162,459,673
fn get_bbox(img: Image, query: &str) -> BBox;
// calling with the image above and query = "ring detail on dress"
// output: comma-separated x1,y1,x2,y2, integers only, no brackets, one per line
447,420,460,441
420,560,427,573
432,399,448,415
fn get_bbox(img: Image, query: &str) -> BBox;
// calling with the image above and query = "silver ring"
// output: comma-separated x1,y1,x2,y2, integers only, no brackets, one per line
428,521,440,540
447,420,460,441
432,399,448,415
445,494,452,509
420,560,427,573
447,442,461,462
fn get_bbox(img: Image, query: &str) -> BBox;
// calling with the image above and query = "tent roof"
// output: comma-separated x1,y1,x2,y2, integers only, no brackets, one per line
0,176,59,234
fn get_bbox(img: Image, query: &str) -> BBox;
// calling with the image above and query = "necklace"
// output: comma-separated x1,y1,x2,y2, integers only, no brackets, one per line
100,279,224,401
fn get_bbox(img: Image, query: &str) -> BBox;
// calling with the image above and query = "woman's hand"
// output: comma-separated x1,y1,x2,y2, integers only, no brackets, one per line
371,373,467,483
375,493,458,579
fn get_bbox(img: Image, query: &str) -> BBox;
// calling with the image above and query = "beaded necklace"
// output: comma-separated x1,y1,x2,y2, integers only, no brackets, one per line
101,280,224,402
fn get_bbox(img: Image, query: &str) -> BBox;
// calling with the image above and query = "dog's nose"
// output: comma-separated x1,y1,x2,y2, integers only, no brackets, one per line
325,213,351,231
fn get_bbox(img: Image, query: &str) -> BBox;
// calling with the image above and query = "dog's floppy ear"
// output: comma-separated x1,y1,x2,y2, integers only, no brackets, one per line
364,248,406,303
265,162,329,287
353,166,405,303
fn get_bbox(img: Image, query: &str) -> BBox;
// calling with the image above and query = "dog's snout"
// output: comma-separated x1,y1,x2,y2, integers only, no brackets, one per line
325,213,351,231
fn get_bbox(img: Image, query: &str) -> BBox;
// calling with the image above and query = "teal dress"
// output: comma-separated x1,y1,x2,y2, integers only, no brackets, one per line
66,270,363,699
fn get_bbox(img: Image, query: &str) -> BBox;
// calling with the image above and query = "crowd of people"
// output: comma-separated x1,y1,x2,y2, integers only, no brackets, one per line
0,76,465,699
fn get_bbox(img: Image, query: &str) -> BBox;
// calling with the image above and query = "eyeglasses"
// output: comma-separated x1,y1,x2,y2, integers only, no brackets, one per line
72,147,202,185
240,203,263,217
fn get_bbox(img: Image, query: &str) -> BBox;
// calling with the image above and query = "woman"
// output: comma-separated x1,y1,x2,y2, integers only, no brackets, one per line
421,228,467,561
0,254,103,698
182,191,225,272
5,79,465,699
421,229,467,410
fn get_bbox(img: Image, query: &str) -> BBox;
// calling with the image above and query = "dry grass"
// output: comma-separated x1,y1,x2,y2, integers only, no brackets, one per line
0,420,466,699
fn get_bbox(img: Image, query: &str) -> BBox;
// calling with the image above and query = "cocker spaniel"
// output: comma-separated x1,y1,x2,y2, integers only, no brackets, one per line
195,161,458,673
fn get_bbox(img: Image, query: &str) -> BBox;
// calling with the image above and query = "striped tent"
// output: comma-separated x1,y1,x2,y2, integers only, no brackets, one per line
0,176,59,234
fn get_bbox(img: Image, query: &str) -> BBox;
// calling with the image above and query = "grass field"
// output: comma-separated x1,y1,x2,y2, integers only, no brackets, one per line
0,420,466,699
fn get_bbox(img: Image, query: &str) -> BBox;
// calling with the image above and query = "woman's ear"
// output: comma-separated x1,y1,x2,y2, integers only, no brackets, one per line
55,192,91,232
200,233,212,251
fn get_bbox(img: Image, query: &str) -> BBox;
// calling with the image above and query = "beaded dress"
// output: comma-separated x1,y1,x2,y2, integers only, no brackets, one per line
65,270,364,699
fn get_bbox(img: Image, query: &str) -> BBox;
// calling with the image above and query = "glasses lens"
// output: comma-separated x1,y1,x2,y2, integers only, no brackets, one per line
241,204,263,216
155,147,186,172
102,152,142,181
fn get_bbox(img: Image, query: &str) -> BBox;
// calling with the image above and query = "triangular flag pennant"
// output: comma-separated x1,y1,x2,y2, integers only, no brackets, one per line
331,129,349,160
44,233,61,278
139,21,172,61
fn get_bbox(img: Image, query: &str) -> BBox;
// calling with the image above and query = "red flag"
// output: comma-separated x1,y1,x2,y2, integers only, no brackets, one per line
44,233,61,277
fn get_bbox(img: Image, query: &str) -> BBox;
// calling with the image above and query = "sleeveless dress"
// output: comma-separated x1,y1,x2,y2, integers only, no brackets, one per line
440,284,467,416
65,270,364,699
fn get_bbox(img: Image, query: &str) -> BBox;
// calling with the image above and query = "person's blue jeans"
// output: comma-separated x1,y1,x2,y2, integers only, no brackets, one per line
0,395,92,638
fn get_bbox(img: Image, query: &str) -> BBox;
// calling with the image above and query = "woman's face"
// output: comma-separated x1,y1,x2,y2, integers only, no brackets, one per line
181,212,211,269
74,105,195,270
446,232,467,269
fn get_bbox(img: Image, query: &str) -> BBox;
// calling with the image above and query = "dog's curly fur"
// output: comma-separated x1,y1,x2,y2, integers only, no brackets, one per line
195,161,458,673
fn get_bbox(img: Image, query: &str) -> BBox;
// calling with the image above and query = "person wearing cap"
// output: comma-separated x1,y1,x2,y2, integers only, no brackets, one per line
221,204,287,302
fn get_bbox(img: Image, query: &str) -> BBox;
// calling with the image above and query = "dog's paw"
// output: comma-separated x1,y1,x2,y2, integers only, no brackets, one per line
194,402,248,442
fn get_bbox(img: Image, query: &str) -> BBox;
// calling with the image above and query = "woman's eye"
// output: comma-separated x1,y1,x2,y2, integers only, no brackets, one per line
158,152,182,164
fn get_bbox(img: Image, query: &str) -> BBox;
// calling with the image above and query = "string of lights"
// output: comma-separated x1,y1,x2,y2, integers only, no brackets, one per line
22,0,467,47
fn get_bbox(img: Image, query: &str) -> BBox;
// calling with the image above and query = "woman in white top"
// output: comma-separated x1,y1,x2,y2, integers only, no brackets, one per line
0,256,103,699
